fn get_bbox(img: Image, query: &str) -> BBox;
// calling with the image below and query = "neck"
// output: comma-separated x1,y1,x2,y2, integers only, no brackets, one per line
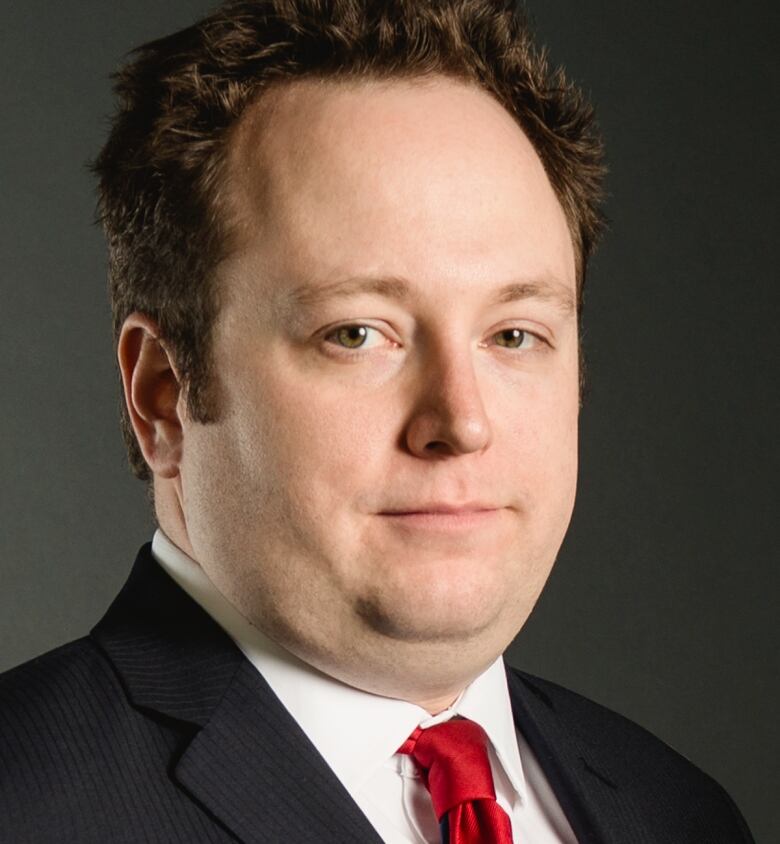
417,693,462,715
154,477,196,558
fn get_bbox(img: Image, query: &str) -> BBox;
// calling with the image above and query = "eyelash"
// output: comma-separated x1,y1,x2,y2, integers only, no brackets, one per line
321,323,548,358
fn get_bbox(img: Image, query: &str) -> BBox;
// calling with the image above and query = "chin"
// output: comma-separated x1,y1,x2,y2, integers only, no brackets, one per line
353,584,509,645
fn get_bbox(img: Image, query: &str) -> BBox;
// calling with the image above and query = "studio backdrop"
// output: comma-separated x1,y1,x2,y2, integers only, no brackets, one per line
1,2,776,841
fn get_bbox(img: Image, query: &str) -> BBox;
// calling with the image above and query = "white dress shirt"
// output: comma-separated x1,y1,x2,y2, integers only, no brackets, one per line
151,529,577,843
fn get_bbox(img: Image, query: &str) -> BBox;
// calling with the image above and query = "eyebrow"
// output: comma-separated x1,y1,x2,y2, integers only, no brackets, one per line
287,274,576,316
492,280,576,315
289,276,410,308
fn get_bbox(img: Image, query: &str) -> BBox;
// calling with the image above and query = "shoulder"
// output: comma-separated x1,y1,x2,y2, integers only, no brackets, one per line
0,636,132,731
0,637,119,727
510,666,707,768
508,665,681,754
0,636,137,778
507,665,754,842
0,638,188,842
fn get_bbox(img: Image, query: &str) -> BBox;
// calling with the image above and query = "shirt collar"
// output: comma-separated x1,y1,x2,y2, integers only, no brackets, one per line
151,528,527,803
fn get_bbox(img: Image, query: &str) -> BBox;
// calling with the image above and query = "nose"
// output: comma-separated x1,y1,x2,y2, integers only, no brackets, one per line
403,346,492,458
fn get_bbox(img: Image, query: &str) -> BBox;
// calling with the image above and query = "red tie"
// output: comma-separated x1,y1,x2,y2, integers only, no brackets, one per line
398,718,514,843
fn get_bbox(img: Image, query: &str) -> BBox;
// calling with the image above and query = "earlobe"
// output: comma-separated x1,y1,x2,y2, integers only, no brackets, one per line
117,313,184,480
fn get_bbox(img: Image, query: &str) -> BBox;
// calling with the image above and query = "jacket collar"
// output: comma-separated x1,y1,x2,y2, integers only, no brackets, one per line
91,543,384,844
506,666,631,844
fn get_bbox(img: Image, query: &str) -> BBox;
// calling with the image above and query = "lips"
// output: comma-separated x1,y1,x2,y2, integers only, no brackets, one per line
376,504,505,533
379,502,500,515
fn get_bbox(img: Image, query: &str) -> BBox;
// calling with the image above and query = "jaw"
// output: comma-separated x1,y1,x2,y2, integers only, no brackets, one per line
255,571,533,709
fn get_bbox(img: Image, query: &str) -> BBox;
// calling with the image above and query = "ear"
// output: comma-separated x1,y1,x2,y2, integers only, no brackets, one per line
117,313,184,480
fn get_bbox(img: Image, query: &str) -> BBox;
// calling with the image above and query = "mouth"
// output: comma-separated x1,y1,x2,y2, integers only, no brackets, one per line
377,504,505,532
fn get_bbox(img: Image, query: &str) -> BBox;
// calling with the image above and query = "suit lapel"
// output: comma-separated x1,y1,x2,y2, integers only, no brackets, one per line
174,658,385,844
91,544,383,844
506,665,627,844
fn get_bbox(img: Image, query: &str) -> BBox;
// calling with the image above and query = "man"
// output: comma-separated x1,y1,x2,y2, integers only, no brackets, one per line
0,1,754,842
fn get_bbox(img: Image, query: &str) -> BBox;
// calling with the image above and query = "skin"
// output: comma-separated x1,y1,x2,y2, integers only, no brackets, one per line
118,76,580,714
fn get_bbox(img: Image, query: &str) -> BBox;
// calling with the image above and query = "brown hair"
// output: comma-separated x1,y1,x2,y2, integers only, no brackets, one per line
94,0,606,482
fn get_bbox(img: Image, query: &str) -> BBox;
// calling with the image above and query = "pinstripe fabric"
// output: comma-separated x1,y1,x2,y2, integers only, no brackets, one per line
504,673,755,843
0,543,754,843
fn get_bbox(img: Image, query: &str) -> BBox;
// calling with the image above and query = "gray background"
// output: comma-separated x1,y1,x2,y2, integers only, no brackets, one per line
1,1,777,840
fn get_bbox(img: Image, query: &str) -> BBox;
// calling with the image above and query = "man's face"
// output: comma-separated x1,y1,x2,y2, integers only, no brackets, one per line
178,77,579,702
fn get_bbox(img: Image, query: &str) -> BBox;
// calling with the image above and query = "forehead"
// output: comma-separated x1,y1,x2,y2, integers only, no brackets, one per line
222,75,575,305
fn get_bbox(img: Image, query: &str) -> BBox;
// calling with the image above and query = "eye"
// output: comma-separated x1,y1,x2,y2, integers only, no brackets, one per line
492,328,538,349
325,324,383,350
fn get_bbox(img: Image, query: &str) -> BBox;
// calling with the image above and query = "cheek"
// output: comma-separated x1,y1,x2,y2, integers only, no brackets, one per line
234,369,397,506
496,371,579,511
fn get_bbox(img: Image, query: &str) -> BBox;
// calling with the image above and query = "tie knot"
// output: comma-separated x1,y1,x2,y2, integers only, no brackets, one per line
398,718,497,820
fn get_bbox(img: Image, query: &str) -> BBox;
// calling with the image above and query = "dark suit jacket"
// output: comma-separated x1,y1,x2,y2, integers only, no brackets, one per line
0,543,753,843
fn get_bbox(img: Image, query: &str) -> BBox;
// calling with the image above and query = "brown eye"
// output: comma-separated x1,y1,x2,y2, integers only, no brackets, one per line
334,325,369,348
494,328,528,348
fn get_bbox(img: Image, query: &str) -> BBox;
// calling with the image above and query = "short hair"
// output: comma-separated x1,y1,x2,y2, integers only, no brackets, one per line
94,0,606,483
